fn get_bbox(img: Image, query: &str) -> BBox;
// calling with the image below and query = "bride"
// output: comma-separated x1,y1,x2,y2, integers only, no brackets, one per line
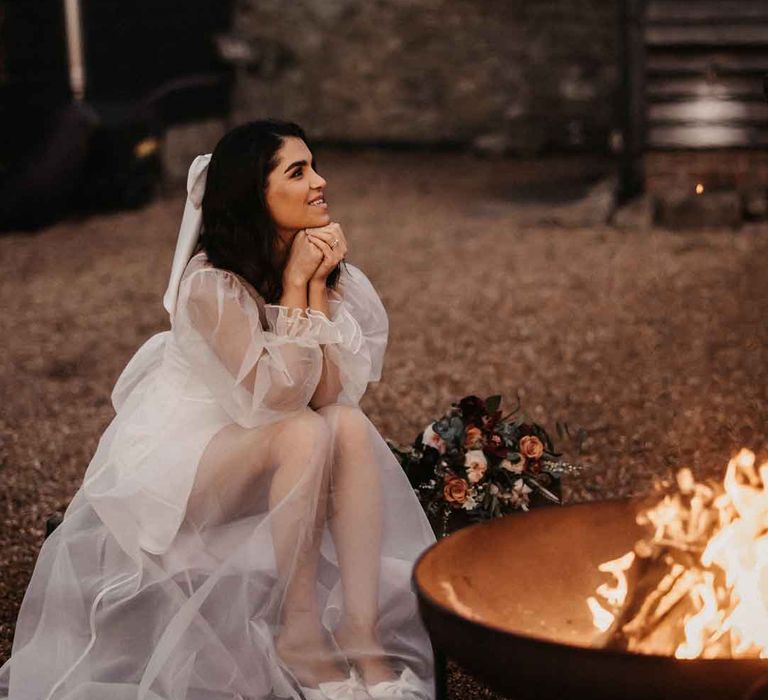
0,120,437,700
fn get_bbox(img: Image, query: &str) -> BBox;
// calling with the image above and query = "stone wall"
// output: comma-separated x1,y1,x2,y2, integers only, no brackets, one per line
220,0,619,154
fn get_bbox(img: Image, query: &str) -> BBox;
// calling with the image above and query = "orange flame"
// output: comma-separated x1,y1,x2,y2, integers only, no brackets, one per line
589,448,768,658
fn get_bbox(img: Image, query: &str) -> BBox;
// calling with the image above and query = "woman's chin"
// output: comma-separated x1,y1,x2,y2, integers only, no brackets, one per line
307,210,331,226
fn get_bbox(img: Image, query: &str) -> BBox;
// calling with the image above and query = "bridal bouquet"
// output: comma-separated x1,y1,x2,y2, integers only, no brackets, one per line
387,394,581,538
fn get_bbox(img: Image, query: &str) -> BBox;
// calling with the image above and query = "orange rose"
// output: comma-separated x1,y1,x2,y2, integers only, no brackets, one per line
519,435,544,460
464,426,483,449
443,475,469,504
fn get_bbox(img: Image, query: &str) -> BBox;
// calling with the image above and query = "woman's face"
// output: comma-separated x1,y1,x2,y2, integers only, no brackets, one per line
266,136,329,250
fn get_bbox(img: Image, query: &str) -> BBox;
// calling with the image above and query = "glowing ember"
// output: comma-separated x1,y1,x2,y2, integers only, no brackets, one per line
588,448,768,659
695,183,705,195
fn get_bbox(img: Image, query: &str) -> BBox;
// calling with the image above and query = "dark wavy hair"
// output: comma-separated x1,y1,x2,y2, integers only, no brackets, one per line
193,119,342,303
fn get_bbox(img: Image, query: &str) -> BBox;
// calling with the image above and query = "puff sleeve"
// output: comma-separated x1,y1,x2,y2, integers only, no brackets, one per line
306,262,389,406
172,266,325,427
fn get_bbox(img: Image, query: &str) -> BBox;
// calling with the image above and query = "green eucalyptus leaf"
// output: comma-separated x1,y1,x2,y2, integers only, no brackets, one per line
527,476,561,504
485,395,501,415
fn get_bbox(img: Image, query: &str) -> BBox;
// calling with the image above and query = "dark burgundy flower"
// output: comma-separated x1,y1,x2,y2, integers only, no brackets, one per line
484,433,508,458
458,395,486,424
405,446,440,488
482,409,502,431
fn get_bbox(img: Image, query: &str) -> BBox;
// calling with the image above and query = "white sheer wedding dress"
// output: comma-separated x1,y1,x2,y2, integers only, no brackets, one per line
0,250,437,700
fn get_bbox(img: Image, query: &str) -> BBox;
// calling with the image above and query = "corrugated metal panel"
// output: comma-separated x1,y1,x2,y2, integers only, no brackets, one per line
647,51,768,75
644,0,768,149
646,75,762,100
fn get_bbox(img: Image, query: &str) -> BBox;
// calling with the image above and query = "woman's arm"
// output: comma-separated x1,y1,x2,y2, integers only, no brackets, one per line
303,224,388,407
307,280,344,408
280,273,309,314
174,267,324,426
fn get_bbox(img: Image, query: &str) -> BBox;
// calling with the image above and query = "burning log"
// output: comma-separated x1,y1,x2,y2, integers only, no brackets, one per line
590,449,768,659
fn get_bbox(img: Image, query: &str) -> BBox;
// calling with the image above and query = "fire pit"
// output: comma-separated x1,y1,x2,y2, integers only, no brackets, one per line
412,496,768,700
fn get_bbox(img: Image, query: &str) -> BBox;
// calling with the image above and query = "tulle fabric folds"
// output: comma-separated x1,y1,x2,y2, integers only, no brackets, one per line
0,252,436,700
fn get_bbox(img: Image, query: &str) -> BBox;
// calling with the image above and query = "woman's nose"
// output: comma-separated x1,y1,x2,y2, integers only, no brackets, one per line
312,171,327,188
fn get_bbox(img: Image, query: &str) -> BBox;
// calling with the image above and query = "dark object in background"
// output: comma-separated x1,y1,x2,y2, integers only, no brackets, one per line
0,93,171,230
0,102,96,230
71,107,162,215
0,0,233,232
71,73,229,215
68,0,234,215
0,0,76,230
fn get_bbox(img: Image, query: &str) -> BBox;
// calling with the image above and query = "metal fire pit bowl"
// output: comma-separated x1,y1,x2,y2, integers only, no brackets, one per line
412,499,768,700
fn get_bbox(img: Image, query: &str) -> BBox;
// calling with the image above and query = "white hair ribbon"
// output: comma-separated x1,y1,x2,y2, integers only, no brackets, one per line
162,153,212,316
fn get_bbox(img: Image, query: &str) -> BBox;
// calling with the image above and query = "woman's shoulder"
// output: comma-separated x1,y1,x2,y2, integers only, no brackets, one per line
182,250,213,279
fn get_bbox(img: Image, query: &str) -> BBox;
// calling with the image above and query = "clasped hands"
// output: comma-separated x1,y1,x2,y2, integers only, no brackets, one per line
283,222,348,290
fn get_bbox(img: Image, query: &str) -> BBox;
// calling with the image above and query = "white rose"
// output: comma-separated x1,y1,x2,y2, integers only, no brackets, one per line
508,478,533,511
422,423,446,454
462,494,478,511
464,449,488,484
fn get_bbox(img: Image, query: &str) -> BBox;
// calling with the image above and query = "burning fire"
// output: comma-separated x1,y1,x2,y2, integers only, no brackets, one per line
588,448,768,659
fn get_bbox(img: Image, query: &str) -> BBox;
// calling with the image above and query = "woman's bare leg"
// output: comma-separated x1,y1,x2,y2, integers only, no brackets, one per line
268,410,331,632
185,410,349,686
317,404,399,684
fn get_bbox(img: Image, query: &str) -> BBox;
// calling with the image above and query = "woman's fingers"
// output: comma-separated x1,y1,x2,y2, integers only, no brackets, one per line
307,230,341,248
304,234,324,260
310,233,346,259
308,234,334,258
308,235,345,270
307,236,325,254
305,223,348,262
305,223,346,247
307,236,333,262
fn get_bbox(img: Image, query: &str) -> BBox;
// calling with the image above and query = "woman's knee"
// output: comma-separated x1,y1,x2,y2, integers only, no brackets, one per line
315,403,369,439
273,407,332,460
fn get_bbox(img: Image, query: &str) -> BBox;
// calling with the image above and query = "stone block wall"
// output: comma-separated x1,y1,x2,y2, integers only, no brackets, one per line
221,0,619,154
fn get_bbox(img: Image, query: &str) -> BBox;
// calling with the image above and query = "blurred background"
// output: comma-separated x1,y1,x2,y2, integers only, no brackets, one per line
1,2,767,698
3,0,765,228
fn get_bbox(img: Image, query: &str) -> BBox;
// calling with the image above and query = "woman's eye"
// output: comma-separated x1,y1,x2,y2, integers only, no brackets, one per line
292,169,303,178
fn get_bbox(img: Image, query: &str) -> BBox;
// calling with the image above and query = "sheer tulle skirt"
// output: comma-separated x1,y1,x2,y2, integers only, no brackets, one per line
0,404,436,699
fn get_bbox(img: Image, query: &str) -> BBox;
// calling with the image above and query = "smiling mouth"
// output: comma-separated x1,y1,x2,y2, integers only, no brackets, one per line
308,197,327,208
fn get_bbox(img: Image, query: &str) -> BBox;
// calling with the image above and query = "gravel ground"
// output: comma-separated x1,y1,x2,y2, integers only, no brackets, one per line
1,149,767,698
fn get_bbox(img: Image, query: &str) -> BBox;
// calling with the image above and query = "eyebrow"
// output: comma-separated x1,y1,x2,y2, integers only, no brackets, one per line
283,158,315,173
